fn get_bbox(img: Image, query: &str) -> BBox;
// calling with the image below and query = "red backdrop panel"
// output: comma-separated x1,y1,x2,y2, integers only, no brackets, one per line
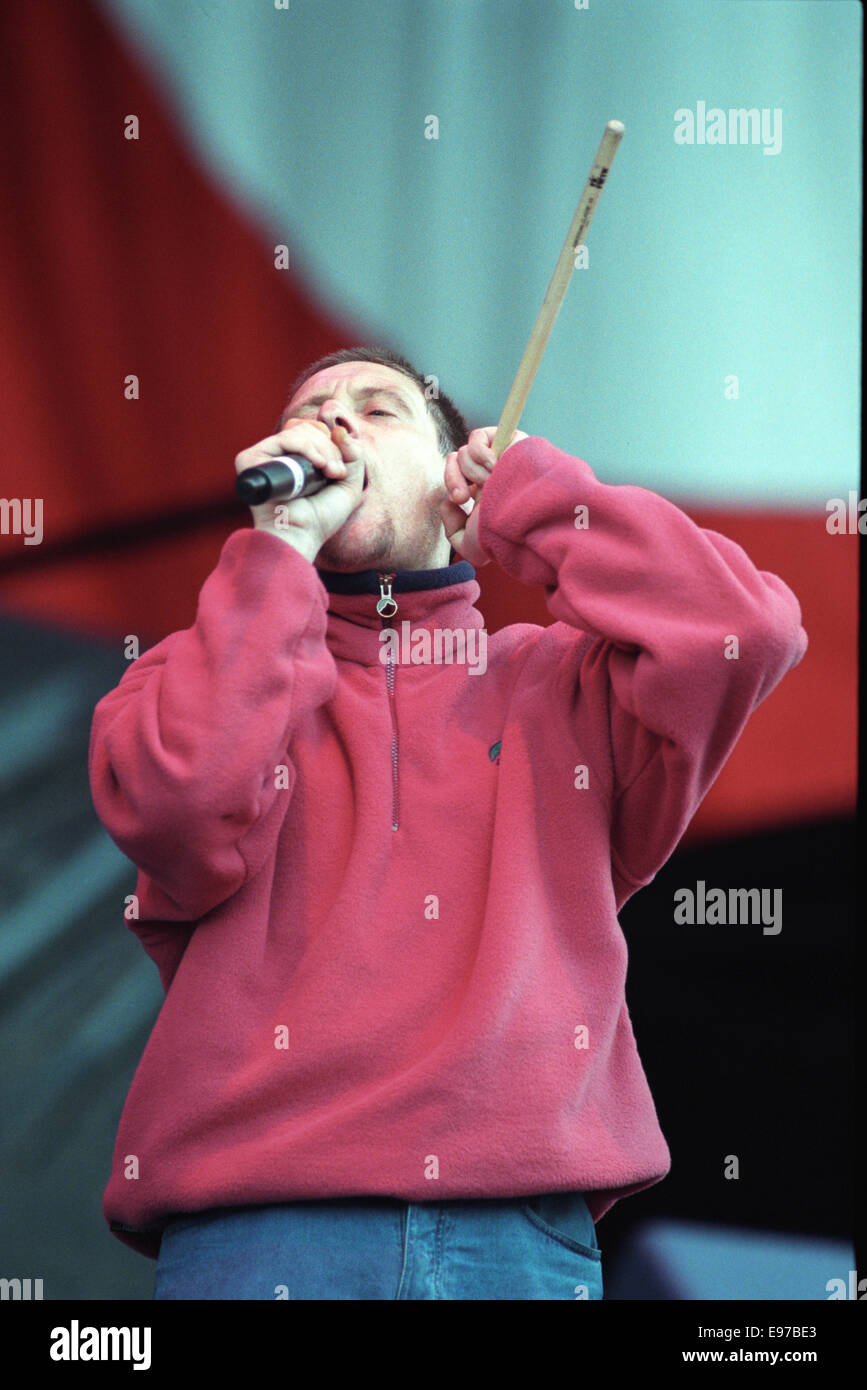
0,0,357,543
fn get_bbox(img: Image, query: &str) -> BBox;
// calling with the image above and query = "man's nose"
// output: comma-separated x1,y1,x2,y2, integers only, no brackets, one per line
317,400,357,435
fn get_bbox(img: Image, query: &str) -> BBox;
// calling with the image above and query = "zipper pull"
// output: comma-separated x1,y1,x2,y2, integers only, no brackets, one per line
376,572,398,618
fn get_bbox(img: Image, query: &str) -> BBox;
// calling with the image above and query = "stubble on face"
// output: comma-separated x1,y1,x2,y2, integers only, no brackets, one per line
314,441,450,572
315,505,398,572
316,491,450,572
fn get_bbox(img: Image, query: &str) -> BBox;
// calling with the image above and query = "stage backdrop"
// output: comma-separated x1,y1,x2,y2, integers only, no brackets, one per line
0,0,859,841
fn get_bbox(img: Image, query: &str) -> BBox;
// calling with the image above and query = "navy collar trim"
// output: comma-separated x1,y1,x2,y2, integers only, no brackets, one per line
317,560,475,596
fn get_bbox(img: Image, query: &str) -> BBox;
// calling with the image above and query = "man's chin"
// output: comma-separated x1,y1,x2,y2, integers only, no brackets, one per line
315,513,395,573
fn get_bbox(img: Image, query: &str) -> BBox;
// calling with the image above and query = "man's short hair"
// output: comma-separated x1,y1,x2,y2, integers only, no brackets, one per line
281,346,469,457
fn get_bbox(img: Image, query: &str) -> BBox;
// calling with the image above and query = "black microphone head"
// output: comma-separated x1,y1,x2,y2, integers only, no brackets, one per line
236,469,271,505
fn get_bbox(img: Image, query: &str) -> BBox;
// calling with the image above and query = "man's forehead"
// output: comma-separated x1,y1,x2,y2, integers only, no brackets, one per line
291,362,422,409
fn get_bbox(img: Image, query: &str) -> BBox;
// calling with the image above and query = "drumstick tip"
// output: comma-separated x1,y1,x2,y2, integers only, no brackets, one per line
606,120,625,135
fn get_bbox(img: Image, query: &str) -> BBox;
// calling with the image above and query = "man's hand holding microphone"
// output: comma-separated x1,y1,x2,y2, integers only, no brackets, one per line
235,419,365,564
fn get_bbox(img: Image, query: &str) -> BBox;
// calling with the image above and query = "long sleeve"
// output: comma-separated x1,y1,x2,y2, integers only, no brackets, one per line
88,527,337,919
475,437,808,897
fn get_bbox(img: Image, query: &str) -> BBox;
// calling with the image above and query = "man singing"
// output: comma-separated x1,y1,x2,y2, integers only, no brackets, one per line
89,346,807,1300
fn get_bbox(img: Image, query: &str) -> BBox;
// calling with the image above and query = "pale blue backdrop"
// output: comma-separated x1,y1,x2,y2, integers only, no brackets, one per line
98,0,861,504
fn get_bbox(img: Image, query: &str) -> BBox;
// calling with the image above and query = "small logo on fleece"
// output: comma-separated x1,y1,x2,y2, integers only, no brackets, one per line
489,740,502,763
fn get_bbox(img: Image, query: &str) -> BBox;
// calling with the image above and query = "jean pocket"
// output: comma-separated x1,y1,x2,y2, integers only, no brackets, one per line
520,1192,602,1260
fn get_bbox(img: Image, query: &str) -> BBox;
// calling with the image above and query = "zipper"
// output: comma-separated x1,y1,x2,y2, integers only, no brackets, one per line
377,573,400,831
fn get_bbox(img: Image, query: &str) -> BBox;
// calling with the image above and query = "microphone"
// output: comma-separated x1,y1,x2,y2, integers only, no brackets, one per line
235,455,331,506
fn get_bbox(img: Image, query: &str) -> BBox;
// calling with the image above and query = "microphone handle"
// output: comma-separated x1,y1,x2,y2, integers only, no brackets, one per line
235,455,331,506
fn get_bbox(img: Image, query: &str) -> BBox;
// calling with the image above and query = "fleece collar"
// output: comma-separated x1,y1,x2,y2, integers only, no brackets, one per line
316,561,485,665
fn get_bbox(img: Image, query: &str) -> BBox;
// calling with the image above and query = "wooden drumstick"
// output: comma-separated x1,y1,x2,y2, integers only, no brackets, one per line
491,120,625,460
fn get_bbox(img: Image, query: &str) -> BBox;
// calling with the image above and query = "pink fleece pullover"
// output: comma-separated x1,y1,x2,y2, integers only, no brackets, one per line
89,436,807,1258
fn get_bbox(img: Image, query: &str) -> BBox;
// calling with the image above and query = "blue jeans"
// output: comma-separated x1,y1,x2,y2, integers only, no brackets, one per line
152,1192,603,1300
